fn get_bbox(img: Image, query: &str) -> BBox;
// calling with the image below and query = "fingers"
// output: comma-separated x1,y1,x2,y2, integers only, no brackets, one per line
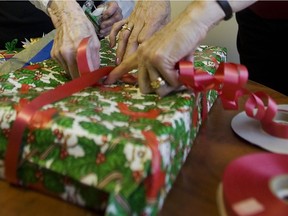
86,36,101,72
116,22,135,65
51,28,101,79
102,1,121,20
119,21,141,61
113,0,171,64
109,19,127,48
104,52,138,84
147,65,176,97
100,2,123,37
50,39,70,77
52,42,79,79
66,55,79,79
138,64,152,94
138,61,179,97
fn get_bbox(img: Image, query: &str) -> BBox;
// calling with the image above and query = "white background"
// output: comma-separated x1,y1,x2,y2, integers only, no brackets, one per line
171,1,240,63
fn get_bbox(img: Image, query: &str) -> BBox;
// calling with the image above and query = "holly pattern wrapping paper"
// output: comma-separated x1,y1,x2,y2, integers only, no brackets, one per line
0,39,226,215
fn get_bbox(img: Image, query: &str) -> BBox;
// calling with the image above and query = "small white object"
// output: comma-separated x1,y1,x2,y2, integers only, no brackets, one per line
231,104,288,154
92,5,107,17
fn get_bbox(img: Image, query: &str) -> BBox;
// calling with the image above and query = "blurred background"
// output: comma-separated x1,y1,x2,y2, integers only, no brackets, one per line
171,1,240,63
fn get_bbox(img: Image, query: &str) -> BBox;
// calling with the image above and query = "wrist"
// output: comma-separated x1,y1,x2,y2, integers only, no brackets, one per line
48,0,86,25
216,0,233,20
185,1,224,31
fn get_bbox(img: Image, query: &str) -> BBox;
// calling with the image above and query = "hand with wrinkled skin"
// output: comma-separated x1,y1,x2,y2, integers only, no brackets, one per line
105,1,257,97
109,0,171,65
48,0,100,79
99,1,123,38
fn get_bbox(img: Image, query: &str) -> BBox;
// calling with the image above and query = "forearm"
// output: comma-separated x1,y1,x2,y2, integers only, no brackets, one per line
29,0,76,15
47,0,88,29
183,0,258,31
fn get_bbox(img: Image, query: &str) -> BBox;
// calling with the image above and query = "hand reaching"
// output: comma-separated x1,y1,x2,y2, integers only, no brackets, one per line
48,0,100,79
109,0,171,65
99,1,123,38
105,1,215,97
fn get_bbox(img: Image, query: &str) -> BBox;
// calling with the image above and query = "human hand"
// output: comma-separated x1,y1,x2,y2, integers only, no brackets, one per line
48,0,100,79
106,1,217,97
109,0,171,65
98,1,123,38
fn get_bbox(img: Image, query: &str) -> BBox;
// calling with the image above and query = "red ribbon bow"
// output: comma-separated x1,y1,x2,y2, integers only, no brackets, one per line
178,61,288,139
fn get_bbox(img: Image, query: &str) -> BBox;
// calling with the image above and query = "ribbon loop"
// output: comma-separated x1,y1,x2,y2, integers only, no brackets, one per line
177,60,288,139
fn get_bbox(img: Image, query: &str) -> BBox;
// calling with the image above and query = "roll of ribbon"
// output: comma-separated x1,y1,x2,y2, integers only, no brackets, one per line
221,153,288,216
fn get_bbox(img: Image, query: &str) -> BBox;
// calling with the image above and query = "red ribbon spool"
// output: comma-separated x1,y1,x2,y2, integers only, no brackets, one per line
222,153,288,216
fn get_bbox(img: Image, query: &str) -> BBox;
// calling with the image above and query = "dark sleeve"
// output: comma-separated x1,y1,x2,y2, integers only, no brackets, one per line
0,1,54,49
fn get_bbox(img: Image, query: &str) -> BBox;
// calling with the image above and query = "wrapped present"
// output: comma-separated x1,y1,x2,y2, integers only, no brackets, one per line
0,39,226,215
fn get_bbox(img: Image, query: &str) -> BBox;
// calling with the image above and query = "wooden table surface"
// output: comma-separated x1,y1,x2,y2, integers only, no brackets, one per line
1,80,287,216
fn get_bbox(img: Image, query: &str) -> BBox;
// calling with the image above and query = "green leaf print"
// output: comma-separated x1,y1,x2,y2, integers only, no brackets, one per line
33,129,54,151
43,171,65,193
79,185,109,209
127,185,146,213
79,121,109,135
0,39,227,215
54,116,74,128
77,109,99,117
18,162,38,185
78,137,99,156
0,134,7,157
106,112,130,122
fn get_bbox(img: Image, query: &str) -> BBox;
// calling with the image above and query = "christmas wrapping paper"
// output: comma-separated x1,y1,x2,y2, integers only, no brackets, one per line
0,39,226,215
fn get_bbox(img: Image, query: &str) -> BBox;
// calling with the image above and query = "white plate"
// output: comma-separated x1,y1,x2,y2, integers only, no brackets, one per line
231,104,288,154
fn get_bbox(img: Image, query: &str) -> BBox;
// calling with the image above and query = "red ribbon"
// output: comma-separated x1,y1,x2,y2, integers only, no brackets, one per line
142,131,165,203
4,38,165,204
178,61,288,139
7,39,286,207
5,38,114,185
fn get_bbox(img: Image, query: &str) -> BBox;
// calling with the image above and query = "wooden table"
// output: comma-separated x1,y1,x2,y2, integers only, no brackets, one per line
1,81,287,216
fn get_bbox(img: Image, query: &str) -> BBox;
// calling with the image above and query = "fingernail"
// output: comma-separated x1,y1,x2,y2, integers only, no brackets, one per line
103,77,110,85
116,58,121,65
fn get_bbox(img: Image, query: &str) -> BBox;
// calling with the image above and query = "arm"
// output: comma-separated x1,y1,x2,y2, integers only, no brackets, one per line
30,0,130,77
49,0,101,79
